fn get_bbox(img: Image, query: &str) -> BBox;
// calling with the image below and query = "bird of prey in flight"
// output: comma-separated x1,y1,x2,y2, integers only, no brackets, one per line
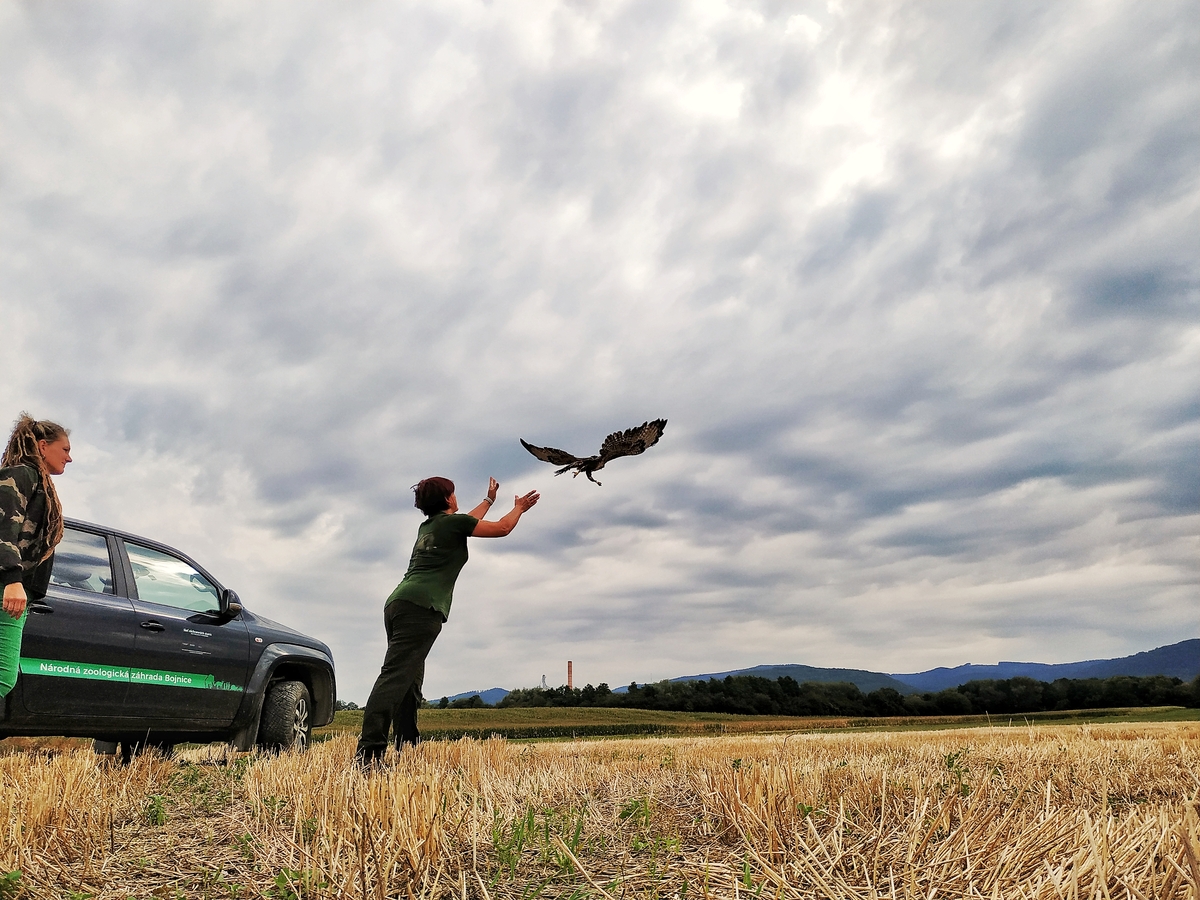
520,419,667,485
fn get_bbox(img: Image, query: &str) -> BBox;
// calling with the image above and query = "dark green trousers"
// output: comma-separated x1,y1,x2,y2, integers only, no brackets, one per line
356,600,443,761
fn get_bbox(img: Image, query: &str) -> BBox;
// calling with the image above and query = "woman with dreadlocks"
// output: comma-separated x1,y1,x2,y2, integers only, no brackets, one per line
0,414,72,698
356,476,539,767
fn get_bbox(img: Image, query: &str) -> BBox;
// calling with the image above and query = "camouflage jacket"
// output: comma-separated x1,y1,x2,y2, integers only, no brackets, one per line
0,464,54,598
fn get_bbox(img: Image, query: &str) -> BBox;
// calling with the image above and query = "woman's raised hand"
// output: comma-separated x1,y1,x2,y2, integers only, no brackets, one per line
487,477,499,502
514,490,540,512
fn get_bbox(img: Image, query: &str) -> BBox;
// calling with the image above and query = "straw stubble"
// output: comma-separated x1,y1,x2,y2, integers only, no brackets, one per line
0,722,1197,898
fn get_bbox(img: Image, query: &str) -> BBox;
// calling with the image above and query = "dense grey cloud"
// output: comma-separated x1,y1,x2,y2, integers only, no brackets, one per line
1,0,1196,702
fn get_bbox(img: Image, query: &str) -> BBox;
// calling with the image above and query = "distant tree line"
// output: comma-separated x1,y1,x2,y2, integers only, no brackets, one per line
490,673,1200,717
436,694,488,709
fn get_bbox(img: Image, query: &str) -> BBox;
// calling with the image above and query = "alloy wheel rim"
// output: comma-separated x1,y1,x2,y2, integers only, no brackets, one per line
293,696,310,750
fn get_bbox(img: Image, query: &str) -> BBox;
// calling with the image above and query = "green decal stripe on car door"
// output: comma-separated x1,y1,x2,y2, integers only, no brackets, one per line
18,658,243,692
18,659,129,681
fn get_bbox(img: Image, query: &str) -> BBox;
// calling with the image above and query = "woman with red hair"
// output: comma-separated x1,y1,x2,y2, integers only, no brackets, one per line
356,475,539,766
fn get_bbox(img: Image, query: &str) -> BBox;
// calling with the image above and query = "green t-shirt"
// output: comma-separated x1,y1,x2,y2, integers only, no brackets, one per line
386,513,479,619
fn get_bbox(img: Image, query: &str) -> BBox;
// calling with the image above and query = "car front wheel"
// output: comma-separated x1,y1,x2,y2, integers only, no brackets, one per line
258,680,312,752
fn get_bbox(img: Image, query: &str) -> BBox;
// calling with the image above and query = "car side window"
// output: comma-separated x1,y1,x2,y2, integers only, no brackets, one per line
49,528,115,594
124,541,221,613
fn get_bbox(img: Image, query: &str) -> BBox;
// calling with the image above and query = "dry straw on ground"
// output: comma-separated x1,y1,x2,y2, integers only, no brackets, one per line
1,722,1198,898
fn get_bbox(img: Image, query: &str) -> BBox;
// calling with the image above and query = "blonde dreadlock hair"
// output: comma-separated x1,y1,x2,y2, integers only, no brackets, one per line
2,413,69,559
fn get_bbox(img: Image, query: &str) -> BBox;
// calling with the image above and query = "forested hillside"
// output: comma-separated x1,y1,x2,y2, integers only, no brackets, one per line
494,672,1199,717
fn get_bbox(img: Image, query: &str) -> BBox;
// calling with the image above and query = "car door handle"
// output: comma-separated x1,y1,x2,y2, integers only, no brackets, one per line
140,621,166,632
28,601,53,614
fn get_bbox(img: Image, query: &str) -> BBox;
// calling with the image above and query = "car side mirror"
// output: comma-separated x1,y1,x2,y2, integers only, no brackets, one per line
220,589,243,618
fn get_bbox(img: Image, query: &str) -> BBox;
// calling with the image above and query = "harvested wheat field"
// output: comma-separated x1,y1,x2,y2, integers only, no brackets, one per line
2,723,1199,899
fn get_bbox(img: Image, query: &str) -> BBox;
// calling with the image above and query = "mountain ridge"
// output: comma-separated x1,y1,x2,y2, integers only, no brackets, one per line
439,638,1199,705
890,639,1199,692
650,664,917,695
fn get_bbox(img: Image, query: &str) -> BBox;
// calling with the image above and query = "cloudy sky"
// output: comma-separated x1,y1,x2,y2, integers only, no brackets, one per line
2,0,1196,703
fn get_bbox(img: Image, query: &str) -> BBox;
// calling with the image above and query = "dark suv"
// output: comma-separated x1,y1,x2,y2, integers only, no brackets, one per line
0,518,335,756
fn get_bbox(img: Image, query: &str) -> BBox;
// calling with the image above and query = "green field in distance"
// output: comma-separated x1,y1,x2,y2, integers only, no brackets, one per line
316,704,1200,742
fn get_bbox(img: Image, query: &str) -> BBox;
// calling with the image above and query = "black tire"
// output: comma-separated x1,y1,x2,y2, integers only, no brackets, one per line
258,680,312,752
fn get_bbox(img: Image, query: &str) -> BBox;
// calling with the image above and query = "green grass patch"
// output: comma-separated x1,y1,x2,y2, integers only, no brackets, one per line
315,707,804,742
840,706,1200,733
315,705,1199,742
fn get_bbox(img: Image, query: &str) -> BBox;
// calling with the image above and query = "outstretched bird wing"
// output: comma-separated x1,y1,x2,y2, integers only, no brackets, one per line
598,419,667,463
520,438,582,466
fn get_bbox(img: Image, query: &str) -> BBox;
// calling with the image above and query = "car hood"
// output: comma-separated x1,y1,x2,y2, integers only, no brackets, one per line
244,610,333,659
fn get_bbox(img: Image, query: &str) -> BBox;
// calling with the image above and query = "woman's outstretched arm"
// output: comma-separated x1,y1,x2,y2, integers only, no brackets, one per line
466,478,500,519
472,489,540,537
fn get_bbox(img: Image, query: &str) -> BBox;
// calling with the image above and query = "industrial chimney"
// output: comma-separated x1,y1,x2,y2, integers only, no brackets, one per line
568,660,573,690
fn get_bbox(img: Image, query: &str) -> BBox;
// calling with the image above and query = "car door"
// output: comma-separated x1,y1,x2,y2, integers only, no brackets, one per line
122,540,250,725
19,526,139,717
